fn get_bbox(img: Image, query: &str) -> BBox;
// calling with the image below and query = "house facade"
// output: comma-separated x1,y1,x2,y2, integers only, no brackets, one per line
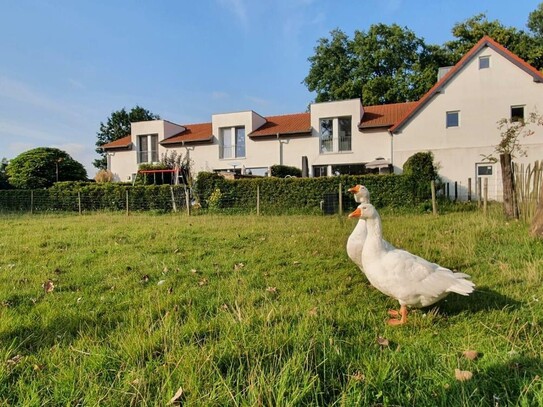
102,36,543,201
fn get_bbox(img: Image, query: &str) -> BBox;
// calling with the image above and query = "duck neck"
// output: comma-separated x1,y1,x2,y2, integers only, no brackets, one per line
364,213,384,250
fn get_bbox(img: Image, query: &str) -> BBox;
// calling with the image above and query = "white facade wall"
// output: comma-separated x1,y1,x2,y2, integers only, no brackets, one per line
393,46,543,200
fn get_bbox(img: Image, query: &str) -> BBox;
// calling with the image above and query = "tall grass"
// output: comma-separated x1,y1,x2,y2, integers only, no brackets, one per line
0,209,542,406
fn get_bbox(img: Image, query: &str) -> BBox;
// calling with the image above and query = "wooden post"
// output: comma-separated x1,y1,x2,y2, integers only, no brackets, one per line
446,183,450,199
483,178,488,215
477,177,482,208
30,190,34,215
185,188,191,216
170,186,177,213
468,178,472,202
256,185,260,216
431,180,438,216
78,192,82,215
126,189,129,216
338,183,343,216
454,181,458,202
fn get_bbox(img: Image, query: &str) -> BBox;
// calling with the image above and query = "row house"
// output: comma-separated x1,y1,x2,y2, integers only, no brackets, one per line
103,36,543,200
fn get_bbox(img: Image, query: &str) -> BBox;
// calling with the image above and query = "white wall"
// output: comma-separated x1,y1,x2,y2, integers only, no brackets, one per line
393,46,543,200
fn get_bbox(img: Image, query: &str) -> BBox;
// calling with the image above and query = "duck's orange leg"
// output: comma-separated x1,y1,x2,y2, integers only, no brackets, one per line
387,305,408,326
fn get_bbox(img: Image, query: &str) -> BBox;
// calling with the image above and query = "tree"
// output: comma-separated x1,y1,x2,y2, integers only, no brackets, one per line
303,29,358,103
304,25,451,105
6,147,87,189
445,13,543,70
94,106,160,169
484,113,542,219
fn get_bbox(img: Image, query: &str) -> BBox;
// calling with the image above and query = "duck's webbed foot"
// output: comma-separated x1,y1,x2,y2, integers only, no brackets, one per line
386,305,408,326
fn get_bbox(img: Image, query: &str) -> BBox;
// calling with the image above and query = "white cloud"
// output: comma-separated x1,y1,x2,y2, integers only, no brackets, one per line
385,0,402,12
245,95,271,108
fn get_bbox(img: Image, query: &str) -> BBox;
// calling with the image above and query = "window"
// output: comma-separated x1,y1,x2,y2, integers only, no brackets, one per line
479,56,490,69
137,134,158,163
338,117,352,152
511,105,525,122
320,119,333,153
313,165,327,177
220,126,245,159
477,165,493,176
320,116,352,153
446,111,459,128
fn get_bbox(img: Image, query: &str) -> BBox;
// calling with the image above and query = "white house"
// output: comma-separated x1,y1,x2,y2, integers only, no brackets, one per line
102,36,543,201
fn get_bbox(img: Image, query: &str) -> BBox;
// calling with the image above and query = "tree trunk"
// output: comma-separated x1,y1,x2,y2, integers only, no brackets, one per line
530,193,543,237
500,153,519,219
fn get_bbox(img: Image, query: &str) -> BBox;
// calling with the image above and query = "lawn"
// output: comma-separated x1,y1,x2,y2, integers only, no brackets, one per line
0,208,542,406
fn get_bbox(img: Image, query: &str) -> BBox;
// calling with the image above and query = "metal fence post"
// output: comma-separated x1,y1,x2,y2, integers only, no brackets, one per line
126,189,129,216
30,190,34,215
338,183,343,216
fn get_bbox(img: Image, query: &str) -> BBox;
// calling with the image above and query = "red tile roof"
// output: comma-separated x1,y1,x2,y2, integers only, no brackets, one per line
390,36,543,133
249,113,311,137
101,136,132,149
359,102,418,129
161,122,213,145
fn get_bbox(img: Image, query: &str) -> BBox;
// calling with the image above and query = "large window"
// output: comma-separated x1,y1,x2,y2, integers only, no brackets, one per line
137,134,158,163
446,111,459,128
320,117,352,153
220,126,245,159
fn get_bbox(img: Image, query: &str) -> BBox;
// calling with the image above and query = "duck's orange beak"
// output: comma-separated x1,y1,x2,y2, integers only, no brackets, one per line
347,185,360,194
348,207,361,218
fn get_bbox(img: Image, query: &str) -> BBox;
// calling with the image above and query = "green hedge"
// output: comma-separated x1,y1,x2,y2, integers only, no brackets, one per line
0,173,432,214
0,182,186,213
194,172,430,212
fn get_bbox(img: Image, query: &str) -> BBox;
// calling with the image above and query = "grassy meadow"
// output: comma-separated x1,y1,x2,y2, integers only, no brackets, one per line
0,207,542,406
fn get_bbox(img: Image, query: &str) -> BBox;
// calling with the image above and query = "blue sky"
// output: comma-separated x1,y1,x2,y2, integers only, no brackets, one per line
1,0,541,176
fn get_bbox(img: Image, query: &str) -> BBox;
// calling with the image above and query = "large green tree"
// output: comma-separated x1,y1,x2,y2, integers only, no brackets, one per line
304,24,451,105
444,13,543,70
94,106,160,169
304,4,543,105
6,148,87,189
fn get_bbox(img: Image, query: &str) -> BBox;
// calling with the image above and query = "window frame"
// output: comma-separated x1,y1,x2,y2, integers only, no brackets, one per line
479,56,490,69
137,133,159,164
219,126,246,159
511,105,525,122
446,111,460,128
319,116,352,154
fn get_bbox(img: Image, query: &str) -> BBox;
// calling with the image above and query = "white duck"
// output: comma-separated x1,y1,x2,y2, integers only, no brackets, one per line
349,203,475,326
346,185,371,269
346,185,393,270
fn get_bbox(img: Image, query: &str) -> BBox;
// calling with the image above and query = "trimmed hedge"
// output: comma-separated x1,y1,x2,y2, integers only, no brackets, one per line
194,172,430,212
0,173,431,214
0,182,185,213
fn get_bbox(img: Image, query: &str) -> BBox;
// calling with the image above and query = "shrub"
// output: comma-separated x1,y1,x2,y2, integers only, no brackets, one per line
270,165,302,178
94,169,114,183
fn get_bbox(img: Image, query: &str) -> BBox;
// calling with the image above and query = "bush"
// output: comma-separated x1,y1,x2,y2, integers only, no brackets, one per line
194,172,427,212
402,151,439,200
94,169,114,183
270,165,302,178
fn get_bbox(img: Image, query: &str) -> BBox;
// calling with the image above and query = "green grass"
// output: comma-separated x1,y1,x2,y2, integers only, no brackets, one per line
0,208,542,406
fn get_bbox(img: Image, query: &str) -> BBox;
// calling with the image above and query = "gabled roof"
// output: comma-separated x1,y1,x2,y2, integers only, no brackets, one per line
249,112,311,137
359,102,418,129
390,36,543,133
101,136,132,149
161,122,213,145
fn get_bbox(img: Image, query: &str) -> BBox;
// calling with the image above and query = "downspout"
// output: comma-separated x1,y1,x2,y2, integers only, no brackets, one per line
388,129,394,172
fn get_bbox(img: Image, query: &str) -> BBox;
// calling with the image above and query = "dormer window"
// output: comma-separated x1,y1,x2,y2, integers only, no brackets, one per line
479,56,490,69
